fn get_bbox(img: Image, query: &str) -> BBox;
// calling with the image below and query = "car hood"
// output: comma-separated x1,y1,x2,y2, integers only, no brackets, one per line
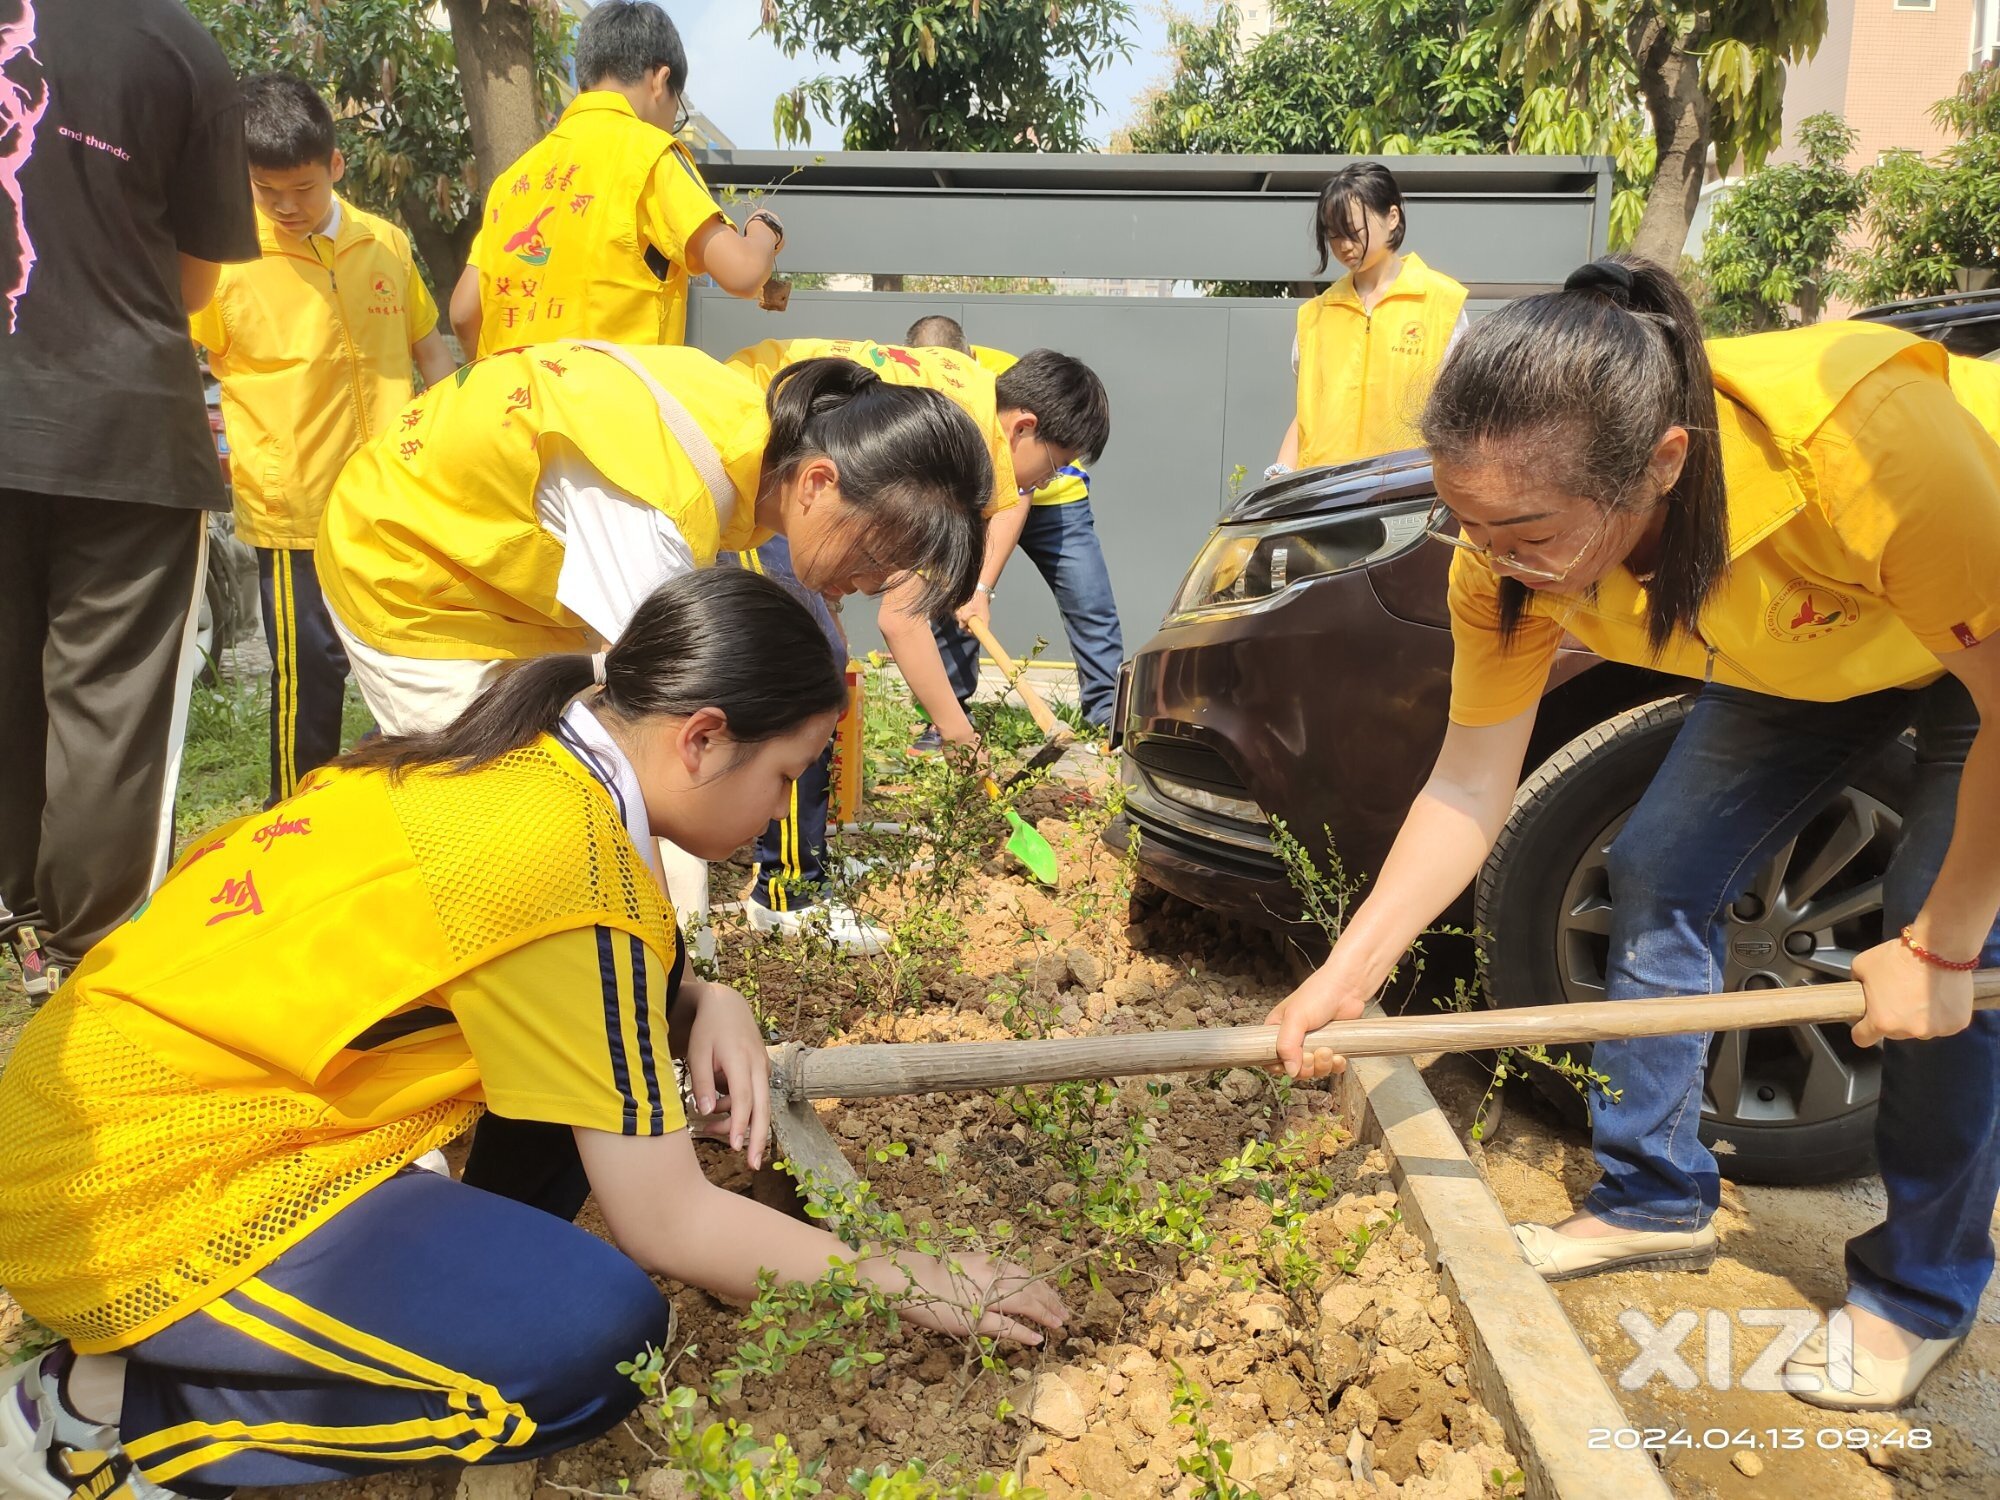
1226,449,1436,526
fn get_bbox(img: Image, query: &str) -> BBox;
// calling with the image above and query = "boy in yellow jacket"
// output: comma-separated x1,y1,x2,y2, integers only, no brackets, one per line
449,1,781,356
192,75,457,802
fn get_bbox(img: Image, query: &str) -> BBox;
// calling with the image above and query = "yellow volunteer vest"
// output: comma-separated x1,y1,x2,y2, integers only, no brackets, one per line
728,337,1019,513
1511,325,1965,703
318,343,770,660
1948,350,2000,436
1295,252,1466,469
0,740,676,1351
195,199,433,548
474,93,712,355
968,346,1086,506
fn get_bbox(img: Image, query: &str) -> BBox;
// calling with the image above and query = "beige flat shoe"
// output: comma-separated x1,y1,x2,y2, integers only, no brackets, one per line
1783,1322,1964,1411
1512,1220,1717,1282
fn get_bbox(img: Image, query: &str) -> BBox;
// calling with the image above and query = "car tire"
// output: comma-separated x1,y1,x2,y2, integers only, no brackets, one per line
1476,696,1909,1185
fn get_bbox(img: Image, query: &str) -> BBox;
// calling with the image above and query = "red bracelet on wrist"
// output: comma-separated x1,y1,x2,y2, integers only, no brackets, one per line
1901,926,1980,973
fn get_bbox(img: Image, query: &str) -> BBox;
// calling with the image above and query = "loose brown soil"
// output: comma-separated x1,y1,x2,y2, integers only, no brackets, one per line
1423,1054,2000,1500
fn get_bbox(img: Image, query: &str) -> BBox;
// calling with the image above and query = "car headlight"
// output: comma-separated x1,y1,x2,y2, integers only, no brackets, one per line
1169,502,1433,619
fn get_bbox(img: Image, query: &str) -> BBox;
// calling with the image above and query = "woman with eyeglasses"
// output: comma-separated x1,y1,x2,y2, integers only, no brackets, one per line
1269,162,1467,481
1269,255,2000,1412
318,345,990,738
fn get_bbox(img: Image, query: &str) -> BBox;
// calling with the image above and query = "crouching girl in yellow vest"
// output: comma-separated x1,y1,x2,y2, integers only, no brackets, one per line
316,343,992,737
1273,162,1467,478
0,569,1064,1500
1271,258,2000,1412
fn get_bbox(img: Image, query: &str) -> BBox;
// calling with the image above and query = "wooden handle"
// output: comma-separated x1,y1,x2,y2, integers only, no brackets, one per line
774,972,2000,1102
964,617,1072,744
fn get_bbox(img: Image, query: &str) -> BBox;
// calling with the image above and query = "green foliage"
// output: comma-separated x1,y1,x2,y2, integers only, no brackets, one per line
1852,69,2000,303
1124,0,1651,264
187,0,574,288
1696,112,1865,331
765,0,1136,152
1170,1364,1259,1500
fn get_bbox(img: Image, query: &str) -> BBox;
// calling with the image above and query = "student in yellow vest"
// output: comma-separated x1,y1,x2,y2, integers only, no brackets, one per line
316,345,991,738
1269,257,2000,1412
0,570,1064,1500
1271,163,1466,479
907,315,1124,733
190,75,458,806
447,1,780,358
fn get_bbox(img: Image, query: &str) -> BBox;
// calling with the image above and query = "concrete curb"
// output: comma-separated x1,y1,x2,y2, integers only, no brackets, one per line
1336,1043,1670,1500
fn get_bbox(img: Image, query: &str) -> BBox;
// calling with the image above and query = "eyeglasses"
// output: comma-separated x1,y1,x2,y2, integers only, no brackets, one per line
672,97,691,135
1421,496,1611,585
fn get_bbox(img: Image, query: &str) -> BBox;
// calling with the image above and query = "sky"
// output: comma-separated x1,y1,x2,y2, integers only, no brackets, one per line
665,0,1178,151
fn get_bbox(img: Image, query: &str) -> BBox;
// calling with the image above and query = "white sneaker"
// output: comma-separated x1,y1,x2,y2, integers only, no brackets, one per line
745,899,889,957
2,1348,177,1500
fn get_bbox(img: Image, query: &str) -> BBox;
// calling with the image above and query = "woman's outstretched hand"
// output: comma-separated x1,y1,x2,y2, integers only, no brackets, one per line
1266,965,1373,1080
878,1251,1068,1346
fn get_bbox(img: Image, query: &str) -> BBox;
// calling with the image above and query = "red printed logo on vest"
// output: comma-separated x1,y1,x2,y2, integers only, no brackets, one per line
181,835,227,868
1393,319,1427,356
504,206,555,266
206,871,265,926
1765,580,1861,643
1952,622,1981,649
252,814,312,849
367,273,402,317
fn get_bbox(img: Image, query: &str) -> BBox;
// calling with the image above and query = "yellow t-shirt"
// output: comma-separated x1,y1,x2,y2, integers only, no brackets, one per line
727,337,1020,515
191,198,438,548
969,345,1086,506
469,92,723,354
1448,324,2000,726
0,740,683,1350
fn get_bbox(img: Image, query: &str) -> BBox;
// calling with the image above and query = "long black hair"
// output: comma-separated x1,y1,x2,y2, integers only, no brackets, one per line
1419,254,1727,652
339,570,847,778
763,357,991,619
1313,162,1407,276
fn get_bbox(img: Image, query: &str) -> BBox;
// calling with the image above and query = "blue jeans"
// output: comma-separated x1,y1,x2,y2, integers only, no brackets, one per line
936,498,1124,727
1588,680,2000,1339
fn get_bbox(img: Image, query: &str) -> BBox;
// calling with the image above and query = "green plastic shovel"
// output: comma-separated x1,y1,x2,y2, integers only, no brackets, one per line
986,777,1059,886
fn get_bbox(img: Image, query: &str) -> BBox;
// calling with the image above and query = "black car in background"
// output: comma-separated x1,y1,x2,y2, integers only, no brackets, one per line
1108,291,2000,1185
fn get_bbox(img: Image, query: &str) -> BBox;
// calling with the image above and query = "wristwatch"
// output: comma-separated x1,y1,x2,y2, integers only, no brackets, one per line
975,582,996,599
746,209,785,250
1263,463,1292,481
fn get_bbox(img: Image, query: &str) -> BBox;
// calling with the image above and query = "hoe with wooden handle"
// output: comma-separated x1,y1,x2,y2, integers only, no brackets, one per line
763,972,2000,1194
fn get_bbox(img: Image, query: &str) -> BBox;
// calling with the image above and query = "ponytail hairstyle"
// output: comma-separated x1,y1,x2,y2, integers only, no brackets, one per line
1419,254,1727,652
338,570,848,779
763,357,992,619
1313,162,1407,276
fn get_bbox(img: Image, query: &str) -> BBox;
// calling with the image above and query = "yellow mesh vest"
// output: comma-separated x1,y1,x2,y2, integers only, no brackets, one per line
0,740,675,1352
473,93,702,354
317,342,771,660
1295,252,1466,469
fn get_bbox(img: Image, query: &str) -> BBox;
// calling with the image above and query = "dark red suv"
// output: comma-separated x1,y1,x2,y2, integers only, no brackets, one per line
1107,291,2000,1186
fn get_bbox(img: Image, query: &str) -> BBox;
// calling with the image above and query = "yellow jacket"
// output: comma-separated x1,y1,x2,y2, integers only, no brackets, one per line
1295,252,1466,469
0,739,679,1351
469,92,723,355
727,337,1020,514
969,345,1086,506
191,198,438,548
1449,323,2000,725
318,343,770,660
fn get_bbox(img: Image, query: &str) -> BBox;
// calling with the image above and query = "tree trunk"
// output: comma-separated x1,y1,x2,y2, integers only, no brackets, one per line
444,0,542,194
398,187,479,304
1627,16,1712,270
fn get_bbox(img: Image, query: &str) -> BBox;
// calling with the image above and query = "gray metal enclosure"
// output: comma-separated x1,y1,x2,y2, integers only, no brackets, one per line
687,152,1612,662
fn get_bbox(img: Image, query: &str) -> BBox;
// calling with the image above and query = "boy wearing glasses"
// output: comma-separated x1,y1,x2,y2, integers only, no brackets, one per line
191,75,458,805
449,0,781,358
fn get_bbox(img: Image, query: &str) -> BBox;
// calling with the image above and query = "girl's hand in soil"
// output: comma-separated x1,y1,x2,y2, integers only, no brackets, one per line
683,980,772,1169
874,1251,1068,1346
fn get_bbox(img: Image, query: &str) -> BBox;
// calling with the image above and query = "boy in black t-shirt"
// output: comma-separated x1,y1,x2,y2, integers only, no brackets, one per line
0,0,259,1005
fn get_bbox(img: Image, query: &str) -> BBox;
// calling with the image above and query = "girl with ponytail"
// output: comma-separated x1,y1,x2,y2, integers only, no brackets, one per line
316,341,992,737
1269,253,2000,1412
0,570,1063,1496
